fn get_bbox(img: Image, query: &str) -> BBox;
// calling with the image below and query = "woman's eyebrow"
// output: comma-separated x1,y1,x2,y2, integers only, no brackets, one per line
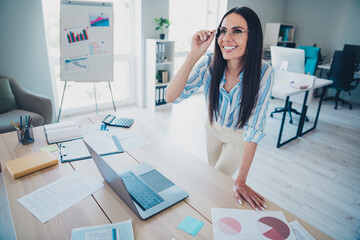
220,26,245,29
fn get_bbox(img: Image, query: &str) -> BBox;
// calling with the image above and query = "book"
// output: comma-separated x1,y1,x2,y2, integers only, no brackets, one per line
60,135,124,162
6,151,58,179
44,121,83,144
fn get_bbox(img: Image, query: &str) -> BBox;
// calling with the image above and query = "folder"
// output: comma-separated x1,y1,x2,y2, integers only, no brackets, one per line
6,151,58,179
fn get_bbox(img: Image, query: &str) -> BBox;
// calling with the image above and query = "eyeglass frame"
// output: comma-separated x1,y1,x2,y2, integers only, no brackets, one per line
216,27,250,39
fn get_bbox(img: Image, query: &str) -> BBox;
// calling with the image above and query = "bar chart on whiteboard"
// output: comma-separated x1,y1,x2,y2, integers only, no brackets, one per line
64,26,89,44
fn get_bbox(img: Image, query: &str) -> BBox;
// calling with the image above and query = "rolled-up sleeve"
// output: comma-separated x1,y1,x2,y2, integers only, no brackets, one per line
243,66,274,143
171,54,212,104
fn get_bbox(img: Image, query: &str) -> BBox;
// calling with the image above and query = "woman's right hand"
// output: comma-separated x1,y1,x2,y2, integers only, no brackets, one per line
190,29,216,57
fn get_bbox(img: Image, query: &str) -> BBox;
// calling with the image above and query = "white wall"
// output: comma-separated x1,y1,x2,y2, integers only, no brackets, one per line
285,0,360,104
0,0,56,119
227,0,288,32
139,0,169,107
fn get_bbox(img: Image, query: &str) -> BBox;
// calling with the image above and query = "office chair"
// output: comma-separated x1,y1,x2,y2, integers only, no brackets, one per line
324,51,359,109
270,46,319,123
0,76,53,133
298,46,320,75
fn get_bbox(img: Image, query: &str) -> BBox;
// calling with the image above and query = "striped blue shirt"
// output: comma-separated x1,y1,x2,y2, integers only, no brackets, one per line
172,53,274,143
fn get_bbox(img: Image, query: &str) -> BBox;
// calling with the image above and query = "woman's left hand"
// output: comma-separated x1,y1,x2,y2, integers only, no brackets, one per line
233,180,267,211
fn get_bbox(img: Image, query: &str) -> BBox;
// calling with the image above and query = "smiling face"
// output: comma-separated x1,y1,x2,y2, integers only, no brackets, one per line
217,13,249,62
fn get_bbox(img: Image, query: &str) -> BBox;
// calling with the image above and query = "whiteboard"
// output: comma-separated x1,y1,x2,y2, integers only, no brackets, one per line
60,1,113,82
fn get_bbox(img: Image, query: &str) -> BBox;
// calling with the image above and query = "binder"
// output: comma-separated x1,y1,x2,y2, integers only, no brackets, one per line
6,151,58,179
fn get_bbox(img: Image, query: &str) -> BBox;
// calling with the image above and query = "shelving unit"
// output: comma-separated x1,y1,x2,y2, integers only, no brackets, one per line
263,23,296,60
146,39,175,111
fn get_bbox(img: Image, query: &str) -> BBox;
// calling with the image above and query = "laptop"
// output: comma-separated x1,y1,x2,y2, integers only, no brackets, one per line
83,140,189,220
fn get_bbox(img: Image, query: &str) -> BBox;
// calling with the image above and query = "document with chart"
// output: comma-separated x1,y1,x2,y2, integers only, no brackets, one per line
212,208,296,240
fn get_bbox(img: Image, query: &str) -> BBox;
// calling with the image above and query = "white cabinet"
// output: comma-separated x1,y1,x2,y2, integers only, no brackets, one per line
263,23,296,59
264,23,296,47
146,39,175,111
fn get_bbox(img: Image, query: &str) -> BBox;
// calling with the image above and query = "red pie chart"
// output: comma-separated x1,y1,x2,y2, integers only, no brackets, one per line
257,217,291,240
217,217,242,235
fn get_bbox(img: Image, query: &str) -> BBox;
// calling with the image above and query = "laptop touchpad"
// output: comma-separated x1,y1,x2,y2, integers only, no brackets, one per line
140,170,174,193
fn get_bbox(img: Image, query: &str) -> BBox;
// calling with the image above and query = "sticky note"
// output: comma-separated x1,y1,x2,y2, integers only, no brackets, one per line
40,145,58,153
177,215,204,236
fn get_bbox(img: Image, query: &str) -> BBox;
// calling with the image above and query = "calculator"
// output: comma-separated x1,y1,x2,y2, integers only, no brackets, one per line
102,114,134,128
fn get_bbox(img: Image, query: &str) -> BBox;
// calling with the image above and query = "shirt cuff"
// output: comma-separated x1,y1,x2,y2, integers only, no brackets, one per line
243,126,265,143
172,91,188,104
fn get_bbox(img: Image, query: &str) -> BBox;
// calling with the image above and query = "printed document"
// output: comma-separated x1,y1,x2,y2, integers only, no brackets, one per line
289,220,315,240
18,172,104,223
71,219,134,240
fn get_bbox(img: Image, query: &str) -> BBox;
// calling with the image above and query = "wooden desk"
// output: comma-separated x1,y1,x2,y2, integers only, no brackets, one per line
0,109,334,239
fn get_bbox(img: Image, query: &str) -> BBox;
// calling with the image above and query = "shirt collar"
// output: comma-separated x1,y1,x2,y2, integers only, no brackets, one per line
220,71,244,89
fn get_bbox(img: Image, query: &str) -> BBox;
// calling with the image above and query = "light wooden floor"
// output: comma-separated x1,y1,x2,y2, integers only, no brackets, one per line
66,93,360,240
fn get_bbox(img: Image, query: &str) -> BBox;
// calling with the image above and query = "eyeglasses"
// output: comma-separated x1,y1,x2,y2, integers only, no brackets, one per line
216,28,249,39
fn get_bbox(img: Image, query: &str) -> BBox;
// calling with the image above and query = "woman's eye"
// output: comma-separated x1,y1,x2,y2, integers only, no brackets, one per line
233,29,242,34
220,29,227,34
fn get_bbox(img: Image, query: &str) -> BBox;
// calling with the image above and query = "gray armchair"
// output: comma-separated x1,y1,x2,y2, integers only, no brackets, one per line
0,76,53,133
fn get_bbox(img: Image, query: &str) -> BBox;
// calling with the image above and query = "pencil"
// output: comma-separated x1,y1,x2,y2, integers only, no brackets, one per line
10,121,20,130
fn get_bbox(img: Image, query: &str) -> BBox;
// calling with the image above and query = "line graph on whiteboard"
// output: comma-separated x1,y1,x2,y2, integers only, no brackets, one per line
64,56,89,74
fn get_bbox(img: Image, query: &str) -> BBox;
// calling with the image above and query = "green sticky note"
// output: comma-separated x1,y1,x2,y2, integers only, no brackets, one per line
40,145,58,152
177,215,204,236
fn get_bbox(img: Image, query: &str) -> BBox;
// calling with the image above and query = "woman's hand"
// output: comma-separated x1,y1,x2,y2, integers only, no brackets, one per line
190,29,216,58
233,180,267,211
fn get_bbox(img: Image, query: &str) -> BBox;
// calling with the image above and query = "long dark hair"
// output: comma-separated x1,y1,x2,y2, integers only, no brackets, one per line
209,7,263,128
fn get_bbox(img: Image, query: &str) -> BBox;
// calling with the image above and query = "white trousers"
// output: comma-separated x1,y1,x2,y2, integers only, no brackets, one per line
205,120,245,177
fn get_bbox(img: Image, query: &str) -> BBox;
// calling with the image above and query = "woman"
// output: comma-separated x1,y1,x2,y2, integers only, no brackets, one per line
165,7,273,211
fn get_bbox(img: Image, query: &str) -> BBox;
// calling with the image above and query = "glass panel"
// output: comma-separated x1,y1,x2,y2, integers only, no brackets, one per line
169,0,219,52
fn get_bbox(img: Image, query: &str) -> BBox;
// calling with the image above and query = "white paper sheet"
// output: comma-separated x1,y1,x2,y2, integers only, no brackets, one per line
289,220,315,240
211,208,296,240
18,173,104,223
114,132,149,151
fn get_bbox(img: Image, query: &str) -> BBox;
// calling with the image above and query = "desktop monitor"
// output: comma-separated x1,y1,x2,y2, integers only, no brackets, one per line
271,46,305,73
343,44,360,64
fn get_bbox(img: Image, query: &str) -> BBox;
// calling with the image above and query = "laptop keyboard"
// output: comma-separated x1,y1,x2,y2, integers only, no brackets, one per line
120,171,164,210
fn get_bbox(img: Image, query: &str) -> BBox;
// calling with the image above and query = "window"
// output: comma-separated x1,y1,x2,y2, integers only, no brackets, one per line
169,0,226,72
42,0,134,115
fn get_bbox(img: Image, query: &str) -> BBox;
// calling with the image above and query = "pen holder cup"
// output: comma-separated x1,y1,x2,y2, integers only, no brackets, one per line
16,125,35,145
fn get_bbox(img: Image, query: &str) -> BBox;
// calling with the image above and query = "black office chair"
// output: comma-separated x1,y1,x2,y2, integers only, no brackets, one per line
324,51,360,109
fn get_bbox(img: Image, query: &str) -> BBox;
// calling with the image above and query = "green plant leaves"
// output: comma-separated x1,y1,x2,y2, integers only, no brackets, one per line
154,17,170,33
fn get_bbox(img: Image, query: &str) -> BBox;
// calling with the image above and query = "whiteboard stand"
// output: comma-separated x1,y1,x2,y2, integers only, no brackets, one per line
57,81,116,122
59,1,115,122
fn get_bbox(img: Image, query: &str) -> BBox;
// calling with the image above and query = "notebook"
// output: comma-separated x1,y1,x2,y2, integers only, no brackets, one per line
84,140,189,220
6,151,58,179
44,121,83,144
60,135,124,162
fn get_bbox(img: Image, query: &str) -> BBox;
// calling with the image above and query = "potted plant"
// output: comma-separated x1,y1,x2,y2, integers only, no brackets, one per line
154,17,170,40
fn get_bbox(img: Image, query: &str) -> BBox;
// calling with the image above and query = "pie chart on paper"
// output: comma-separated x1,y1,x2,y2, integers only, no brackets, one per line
257,216,291,240
217,217,242,235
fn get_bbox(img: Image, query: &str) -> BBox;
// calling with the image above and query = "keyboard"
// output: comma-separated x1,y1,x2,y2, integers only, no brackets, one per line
120,171,164,210
102,114,134,128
